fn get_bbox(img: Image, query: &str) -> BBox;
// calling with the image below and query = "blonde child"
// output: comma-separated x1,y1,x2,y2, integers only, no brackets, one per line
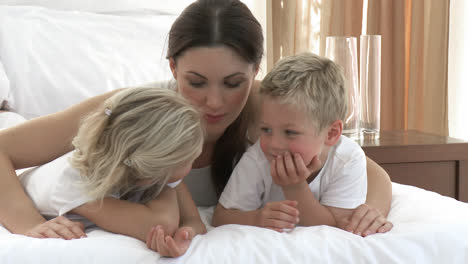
212,53,372,234
19,87,205,256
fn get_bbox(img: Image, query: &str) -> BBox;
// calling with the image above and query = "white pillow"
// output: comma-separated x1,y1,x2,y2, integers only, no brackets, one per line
0,6,176,119
0,61,10,108
0,111,26,129
0,0,195,15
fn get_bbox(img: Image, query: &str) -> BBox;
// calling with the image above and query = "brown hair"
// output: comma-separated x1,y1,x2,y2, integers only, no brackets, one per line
167,0,264,197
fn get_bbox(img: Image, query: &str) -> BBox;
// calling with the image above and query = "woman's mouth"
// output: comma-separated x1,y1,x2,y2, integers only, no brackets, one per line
204,113,225,124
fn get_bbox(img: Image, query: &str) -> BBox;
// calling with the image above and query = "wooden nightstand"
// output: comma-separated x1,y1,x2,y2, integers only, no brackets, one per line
356,130,468,202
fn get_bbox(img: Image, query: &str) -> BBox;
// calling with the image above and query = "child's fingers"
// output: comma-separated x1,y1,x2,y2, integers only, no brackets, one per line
268,210,299,224
26,230,45,238
265,219,295,230
353,209,380,236
363,216,389,236
378,221,393,233
54,225,77,240
52,216,86,239
270,159,280,184
275,155,287,183
42,228,62,239
345,204,369,232
270,201,299,216
165,236,184,257
267,227,284,233
283,152,298,180
66,222,87,239
155,227,169,255
305,154,322,172
282,200,298,207
293,153,310,177
146,227,155,249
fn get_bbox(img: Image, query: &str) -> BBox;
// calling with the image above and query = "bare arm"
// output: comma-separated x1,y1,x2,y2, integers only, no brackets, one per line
337,157,393,237
365,156,392,216
175,182,206,235
71,187,179,242
212,203,259,227
282,183,336,227
212,201,299,232
0,89,123,234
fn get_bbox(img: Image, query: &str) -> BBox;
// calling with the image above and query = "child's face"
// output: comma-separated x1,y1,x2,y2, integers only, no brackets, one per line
259,97,327,167
168,162,193,183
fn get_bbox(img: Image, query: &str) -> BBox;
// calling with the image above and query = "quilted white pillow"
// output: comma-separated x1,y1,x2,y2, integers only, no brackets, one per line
0,6,176,119
0,61,10,108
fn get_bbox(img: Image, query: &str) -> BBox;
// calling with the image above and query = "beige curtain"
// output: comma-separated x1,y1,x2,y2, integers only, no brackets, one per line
266,0,449,136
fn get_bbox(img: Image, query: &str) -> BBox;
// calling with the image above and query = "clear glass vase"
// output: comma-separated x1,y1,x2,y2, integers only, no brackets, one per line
325,36,360,140
359,35,381,140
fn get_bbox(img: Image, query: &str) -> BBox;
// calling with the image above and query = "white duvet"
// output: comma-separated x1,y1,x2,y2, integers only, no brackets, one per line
1,183,468,263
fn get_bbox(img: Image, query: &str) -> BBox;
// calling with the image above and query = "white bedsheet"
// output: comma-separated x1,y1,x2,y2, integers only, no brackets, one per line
1,183,468,263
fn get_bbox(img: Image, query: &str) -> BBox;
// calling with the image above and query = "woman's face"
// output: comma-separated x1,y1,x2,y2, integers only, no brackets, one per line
171,46,257,143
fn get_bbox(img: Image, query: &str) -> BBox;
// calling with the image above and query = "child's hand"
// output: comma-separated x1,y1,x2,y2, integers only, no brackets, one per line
341,204,393,237
270,152,321,187
255,200,300,232
146,225,195,257
25,215,87,239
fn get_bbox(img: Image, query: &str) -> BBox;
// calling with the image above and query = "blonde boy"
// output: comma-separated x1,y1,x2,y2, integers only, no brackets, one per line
212,52,367,232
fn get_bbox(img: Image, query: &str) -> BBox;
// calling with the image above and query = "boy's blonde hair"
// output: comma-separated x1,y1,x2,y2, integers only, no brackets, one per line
70,87,204,203
260,52,347,133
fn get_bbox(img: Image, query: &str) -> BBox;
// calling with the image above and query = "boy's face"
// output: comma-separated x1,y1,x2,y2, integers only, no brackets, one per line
259,97,327,167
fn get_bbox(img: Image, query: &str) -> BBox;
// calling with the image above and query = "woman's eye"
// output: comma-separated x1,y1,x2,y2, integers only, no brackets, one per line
190,82,205,88
224,81,242,88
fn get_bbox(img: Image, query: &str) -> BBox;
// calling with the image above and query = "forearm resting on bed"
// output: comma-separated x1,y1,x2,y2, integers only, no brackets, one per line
0,153,46,234
71,187,180,242
211,204,259,227
176,183,206,235
282,182,336,227
366,157,392,216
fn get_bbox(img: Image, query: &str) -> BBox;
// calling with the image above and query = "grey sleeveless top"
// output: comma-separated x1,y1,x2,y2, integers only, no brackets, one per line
184,166,218,207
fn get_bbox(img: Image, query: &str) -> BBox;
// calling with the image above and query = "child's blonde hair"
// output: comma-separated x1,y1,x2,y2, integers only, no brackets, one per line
260,52,347,133
70,87,204,203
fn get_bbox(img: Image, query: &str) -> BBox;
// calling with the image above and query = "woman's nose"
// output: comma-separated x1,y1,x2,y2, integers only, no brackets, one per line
205,86,223,111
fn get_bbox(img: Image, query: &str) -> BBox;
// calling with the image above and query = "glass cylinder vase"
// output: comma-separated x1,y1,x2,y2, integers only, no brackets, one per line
325,36,360,140
359,35,381,140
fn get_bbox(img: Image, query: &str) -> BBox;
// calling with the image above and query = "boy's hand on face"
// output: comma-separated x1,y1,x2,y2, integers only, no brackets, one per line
146,225,195,257
270,152,321,188
255,200,300,232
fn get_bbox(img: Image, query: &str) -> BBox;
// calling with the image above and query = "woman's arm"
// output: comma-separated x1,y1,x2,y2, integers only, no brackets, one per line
0,89,123,235
339,156,393,236
365,156,392,216
71,187,180,242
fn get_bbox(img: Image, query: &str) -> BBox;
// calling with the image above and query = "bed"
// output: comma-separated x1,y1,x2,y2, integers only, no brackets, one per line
1,4,468,263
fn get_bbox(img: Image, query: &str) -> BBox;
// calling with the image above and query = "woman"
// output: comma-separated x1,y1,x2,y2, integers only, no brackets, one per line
0,0,392,252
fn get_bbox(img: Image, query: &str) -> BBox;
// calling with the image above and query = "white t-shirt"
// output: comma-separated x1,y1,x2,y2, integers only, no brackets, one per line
19,151,180,227
219,136,367,211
